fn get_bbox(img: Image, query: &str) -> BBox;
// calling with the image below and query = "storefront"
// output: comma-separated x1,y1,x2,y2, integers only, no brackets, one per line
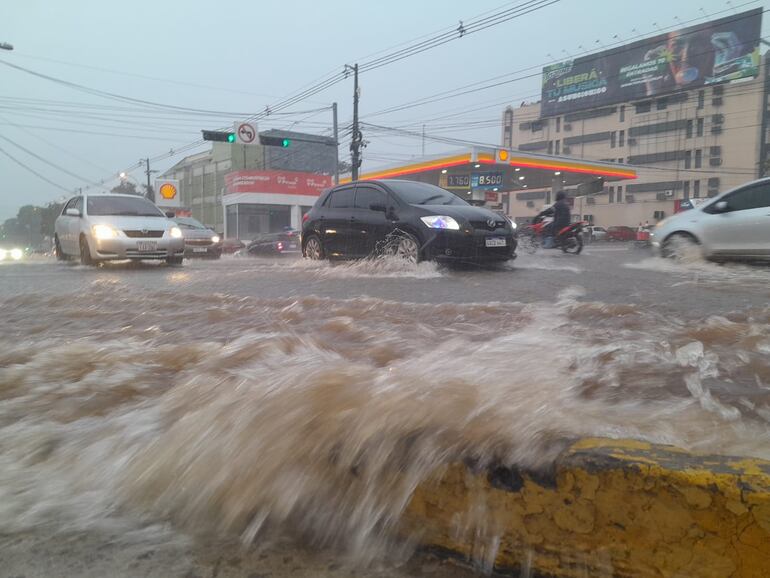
223,170,333,240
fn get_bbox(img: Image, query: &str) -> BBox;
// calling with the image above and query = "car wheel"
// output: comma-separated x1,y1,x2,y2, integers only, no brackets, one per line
662,232,701,261
391,232,421,263
54,235,69,261
166,256,184,266
303,235,325,260
79,236,94,266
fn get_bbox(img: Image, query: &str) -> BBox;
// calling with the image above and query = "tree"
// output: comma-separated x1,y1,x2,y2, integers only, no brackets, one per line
111,181,141,195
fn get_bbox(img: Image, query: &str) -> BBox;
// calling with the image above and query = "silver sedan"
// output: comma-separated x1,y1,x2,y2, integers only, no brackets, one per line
54,193,186,265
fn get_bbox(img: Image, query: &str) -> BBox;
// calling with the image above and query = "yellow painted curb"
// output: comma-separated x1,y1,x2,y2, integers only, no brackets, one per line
404,438,770,577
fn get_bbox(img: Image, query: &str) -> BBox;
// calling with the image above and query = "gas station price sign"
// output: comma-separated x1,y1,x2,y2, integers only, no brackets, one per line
471,172,503,189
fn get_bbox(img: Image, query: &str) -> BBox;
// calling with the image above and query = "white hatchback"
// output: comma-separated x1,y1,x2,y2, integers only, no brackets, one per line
54,193,186,265
652,178,770,261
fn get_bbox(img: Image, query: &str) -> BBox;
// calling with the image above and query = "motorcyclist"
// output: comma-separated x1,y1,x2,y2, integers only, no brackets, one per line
537,191,571,248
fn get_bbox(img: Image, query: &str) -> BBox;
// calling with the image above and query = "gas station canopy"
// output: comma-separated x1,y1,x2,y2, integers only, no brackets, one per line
344,146,637,203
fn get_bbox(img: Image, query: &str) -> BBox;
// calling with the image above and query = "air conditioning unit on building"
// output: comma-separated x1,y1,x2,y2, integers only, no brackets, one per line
664,190,674,198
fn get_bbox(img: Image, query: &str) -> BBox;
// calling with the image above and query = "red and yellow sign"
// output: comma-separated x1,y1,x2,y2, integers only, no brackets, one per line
154,179,181,207
159,182,177,200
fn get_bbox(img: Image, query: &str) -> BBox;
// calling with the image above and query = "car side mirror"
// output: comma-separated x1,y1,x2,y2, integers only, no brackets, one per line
369,203,387,212
714,201,729,213
165,211,175,218
65,208,81,217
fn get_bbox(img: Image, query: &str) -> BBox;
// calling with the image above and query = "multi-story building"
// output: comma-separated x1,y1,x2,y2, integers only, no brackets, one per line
502,10,769,226
161,129,336,232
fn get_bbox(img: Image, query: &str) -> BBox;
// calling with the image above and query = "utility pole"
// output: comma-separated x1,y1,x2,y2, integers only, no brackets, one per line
332,102,339,184
346,64,362,181
422,124,426,157
143,158,155,202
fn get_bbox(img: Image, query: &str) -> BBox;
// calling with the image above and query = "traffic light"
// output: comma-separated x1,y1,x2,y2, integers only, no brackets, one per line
259,135,291,147
202,130,236,143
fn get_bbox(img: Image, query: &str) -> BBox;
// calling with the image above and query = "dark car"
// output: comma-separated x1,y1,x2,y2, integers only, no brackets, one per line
245,229,301,256
173,217,222,258
301,180,516,263
606,226,636,242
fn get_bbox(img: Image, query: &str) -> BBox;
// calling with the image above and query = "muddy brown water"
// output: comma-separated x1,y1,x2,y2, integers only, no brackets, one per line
0,254,769,575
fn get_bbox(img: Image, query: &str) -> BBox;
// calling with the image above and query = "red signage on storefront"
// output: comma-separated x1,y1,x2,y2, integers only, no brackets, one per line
225,170,332,196
485,191,499,203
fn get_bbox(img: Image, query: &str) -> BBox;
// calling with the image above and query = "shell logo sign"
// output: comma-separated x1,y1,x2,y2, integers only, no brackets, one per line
159,182,177,200
154,179,181,207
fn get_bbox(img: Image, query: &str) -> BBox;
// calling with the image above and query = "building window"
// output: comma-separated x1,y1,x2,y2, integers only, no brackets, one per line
693,180,701,198
619,130,625,147
609,186,615,203
556,117,561,133
555,140,560,155
547,141,553,154
635,101,652,114
697,90,705,109
620,105,626,122
695,149,702,168
617,158,623,164
683,181,690,200
657,98,668,110
617,185,623,203
686,119,693,138
685,150,692,169
610,131,617,148
697,118,704,137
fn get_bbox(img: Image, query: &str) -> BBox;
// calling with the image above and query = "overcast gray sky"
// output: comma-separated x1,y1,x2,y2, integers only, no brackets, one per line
1,0,766,219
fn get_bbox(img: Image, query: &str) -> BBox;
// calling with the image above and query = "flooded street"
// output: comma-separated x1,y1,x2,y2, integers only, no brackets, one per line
1,246,770,576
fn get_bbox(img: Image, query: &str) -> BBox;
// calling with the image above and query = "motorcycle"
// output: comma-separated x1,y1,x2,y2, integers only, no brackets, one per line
519,216,585,254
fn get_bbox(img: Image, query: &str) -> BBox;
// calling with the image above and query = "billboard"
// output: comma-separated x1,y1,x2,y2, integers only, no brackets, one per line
541,9,762,117
224,170,332,196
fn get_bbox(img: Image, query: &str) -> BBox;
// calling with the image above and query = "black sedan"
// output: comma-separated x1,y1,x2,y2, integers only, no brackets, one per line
244,229,301,256
301,180,516,263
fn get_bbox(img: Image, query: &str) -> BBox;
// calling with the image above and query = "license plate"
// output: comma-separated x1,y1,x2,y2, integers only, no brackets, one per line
192,247,208,253
137,241,157,252
485,237,507,247
288,243,297,249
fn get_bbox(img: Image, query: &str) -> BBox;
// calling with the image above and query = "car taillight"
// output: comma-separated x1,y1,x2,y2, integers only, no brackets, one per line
302,213,310,223
276,242,284,251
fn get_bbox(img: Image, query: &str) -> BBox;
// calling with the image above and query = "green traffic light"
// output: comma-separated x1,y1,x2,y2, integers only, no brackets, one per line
227,133,236,143
282,139,291,147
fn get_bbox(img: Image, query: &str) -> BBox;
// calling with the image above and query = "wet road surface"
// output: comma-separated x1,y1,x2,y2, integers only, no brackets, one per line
1,244,769,577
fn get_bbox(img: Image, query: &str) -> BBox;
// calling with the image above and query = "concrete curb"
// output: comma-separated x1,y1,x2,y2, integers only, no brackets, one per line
404,438,770,577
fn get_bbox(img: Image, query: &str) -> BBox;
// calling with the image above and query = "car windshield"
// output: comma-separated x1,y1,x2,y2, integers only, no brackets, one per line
386,181,468,206
174,217,207,230
87,196,164,217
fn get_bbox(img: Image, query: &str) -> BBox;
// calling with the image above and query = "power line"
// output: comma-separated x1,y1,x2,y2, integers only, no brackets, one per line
0,133,99,184
0,143,71,192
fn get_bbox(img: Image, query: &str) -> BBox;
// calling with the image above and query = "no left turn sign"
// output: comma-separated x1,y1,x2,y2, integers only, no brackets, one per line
236,122,257,144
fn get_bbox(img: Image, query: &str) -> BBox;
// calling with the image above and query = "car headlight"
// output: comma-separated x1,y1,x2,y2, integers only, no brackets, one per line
170,226,183,239
0,249,6,261
92,224,118,240
211,235,220,243
420,215,460,230
10,248,23,260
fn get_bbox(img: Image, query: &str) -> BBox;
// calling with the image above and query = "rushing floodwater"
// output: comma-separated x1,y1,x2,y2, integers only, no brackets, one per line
1,255,770,572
